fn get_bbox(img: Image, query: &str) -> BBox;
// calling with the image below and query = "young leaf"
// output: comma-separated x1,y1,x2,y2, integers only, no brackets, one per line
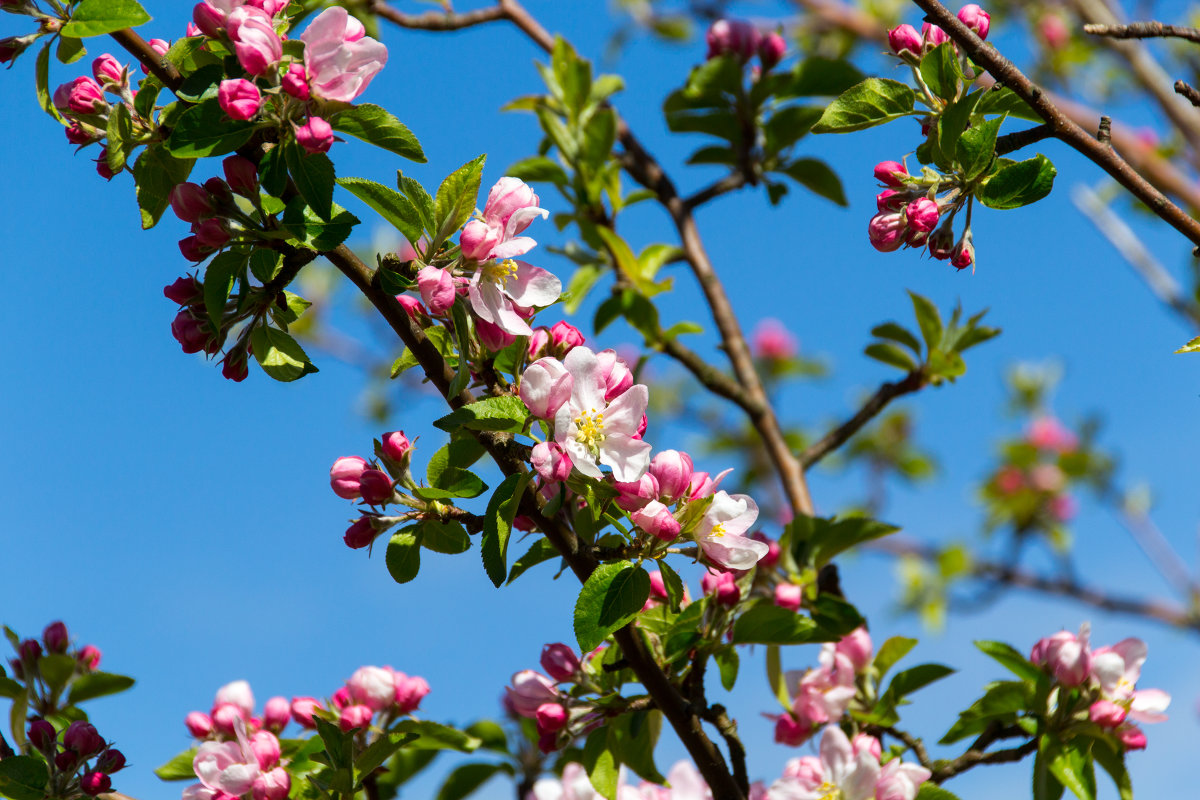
154,748,200,781
481,473,530,587
918,43,963,102
730,602,825,645
165,99,255,158
507,537,560,584
337,177,424,245
419,520,471,555
434,762,507,800
61,0,151,38
434,155,486,242
433,397,530,434
203,250,249,329
250,325,318,382
978,154,1057,209
331,104,425,162
582,728,620,800
812,79,916,134
1048,742,1096,800
975,640,1043,682
908,291,944,353
386,530,422,584
780,158,847,206
872,636,917,681
67,671,136,705
865,343,917,372
133,145,194,229
0,756,50,800
956,115,1004,181
286,143,336,221
574,562,651,652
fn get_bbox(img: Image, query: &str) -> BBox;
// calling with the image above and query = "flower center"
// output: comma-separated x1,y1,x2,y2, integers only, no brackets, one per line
573,408,606,451
709,522,726,538
482,258,519,288
817,782,842,800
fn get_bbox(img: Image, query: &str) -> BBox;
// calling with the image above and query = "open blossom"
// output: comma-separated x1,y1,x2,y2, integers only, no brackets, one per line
694,491,768,570
506,670,559,718
468,258,560,336
300,7,387,102
552,346,651,483
768,727,883,800
1090,638,1170,723
1031,625,1091,687
193,718,261,797
227,7,281,76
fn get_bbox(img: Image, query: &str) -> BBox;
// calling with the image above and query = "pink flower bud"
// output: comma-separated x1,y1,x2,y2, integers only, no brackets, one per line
527,327,550,360
647,570,668,600
252,767,291,800
649,449,694,503
505,671,559,718
222,155,259,197
19,639,41,663
249,731,281,770
868,212,905,252
614,473,660,512
927,223,955,259
905,198,940,233
282,63,310,100
701,569,741,605
171,310,209,354
876,189,908,212
215,680,255,717
416,266,455,315
1031,627,1091,686
1089,700,1127,729
537,731,558,754
96,749,125,773
396,294,426,319
957,4,991,38
296,116,335,154
381,430,411,463
94,149,117,181
922,22,951,48
852,733,882,761
774,714,810,746
1028,417,1078,453
750,532,780,568
459,219,501,262
1040,13,1069,49
536,703,568,734
92,54,124,88
178,235,209,262
218,79,262,121
836,627,873,672
888,24,922,55
532,441,573,482
290,697,321,728
28,720,56,752
1118,726,1146,750
874,161,908,187
950,235,975,270
211,703,243,735
392,672,430,714
229,8,282,76
54,76,106,115
343,516,378,549
261,697,290,733
185,712,214,738
758,32,786,69
596,349,633,401
348,666,396,711
483,177,540,231
706,19,761,61
358,469,394,505
164,276,202,305
520,357,573,419
338,704,373,732
549,320,584,353
476,318,517,351
540,644,581,682
332,687,351,709
330,456,369,499
65,122,97,145
775,583,802,611
193,2,225,38
1029,464,1065,493
64,722,105,756
631,500,681,542
55,752,79,773
80,772,111,796
192,218,230,250
43,621,68,654
77,645,101,671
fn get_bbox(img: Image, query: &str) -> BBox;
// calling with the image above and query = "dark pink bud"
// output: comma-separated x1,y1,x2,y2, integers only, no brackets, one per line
192,218,230,250
64,722,105,756
77,645,101,671
193,2,225,39
537,731,558,754
396,294,426,319
296,116,334,155
0,36,27,64
1118,726,1146,750
203,177,235,208
888,24,922,55
614,473,660,512
417,265,455,315
343,516,378,549
281,63,310,100
96,749,126,773
250,730,281,770
905,226,926,247
92,54,125,88
527,327,550,360
540,643,581,682
922,22,951,48
1089,700,1127,729
476,318,517,351
706,19,761,61
164,276,202,305
649,449,694,503
758,32,786,69
957,4,991,38
43,622,68,654
531,441,573,483
927,224,955,259
218,78,262,121
222,155,259,197
54,76,106,115
222,352,249,383
142,38,170,74
868,212,904,252
170,182,214,223
774,714,810,746
381,430,411,462
185,711,214,738
548,320,584,354
647,570,668,600
459,219,501,261
19,639,42,663
774,583,802,611
55,751,79,772
358,469,394,505
905,198,940,233
290,697,321,728
28,720,56,752
701,569,740,606
630,500,680,542
252,767,291,800
330,456,369,499
338,704,373,732
178,235,209,262
873,161,908,187
211,703,243,735
392,673,430,714
80,772,111,796
950,235,975,270
876,189,907,212
535,703,568,734
65,122,97,145
94,149,116,181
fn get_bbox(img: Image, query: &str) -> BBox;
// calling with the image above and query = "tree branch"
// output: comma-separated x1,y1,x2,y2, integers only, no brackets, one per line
701,704,750,796
683,173,749,210
109,28,182,91
368,2,508,32
800,370,926,469
908,0,1200,248
884,727,933,771
1083,21,1200,43
1176,80,1200,110
994,123,1055,156
932,738,1037,782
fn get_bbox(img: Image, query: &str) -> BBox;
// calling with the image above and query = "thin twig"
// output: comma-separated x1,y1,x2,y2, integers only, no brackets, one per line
994,124,1055,156
683,172,749,210
932,738,1037,782
801,371,926,468
1083,21,1200,43
368,2,508,32
109,28,182,91
909,0,1200,247
884,727,934,770
1175,80,1200,109
701,704,750,797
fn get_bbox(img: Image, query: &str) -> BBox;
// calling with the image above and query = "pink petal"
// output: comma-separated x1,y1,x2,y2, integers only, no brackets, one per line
507,261,562,308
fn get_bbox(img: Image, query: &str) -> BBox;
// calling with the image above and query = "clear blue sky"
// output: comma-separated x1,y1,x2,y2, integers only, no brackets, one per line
1,2,1197,799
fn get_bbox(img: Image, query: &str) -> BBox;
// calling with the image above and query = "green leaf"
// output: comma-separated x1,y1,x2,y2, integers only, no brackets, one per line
419,520,471,554
976,86,1043,122
133,145,194,229
865,342,917,372
56,35,86,65
315,717,354,766
62,0,151,38
574,562,651,652
811,594,865,637
66,670,136,705
433,396,530,434
395,720,481,751
506,156,569,186
975,640,1043,682
956,115,1004,181
386,530,422,584
465,720,509,753
780,158,846,205
337,177,424,245
434,155,486,242
611,711,665,785
203,250,248,329
286,143,336,222
104,101,135,172
398,171,437,234
36,43,64,124
936,91,983,167
282,198,359,250
1089,736,1132,800
804,516,901,567
481,473,529,587
355,731,417,781
885,663,955,701
507,537,560,584
812,78,916,134
427,438,486,487
871,322,923,356
1048,742,1096,800
331,104,425,162
715,647,739,690
978,154,1057,210
250,325,318,382
919,43,963,102
155,748,200,781
38,654,77,692
0,756,49,800
873,637,917,681
916,785,964,800
657,560,686,613
165,99,255,158
414,470,487,500
582,728,619,800
435,762,506,800
940,680,1031,743
908,291,944,353
0,677,23,699
731,602,826,645
766,645,790,709
249,249,283,283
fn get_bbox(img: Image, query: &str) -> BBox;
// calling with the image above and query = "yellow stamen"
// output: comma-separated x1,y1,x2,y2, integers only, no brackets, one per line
709,522,727,538
573,408,606,452
483,258,519,288
817,782,841,800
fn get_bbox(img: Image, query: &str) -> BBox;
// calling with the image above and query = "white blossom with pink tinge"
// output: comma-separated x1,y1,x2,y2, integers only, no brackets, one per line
1090,638,1171,723
192,718,262,797
766,727,884,800
300,7,387,103
694,491,768,570
552,346,651,483
528,761,595,800
467,258,561,336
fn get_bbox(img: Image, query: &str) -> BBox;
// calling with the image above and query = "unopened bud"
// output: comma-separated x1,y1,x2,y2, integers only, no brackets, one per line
887,24,922,56
957,4,991,39
42,622,68,654
358,469,394,505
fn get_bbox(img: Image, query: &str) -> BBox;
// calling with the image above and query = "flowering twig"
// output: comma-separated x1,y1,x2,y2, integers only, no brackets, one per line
1082,21,1200,43
800,370,926,469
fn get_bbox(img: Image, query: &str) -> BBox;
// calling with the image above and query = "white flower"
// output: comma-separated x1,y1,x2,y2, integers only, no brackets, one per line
767,727,880,800
468,258,561,336
694,491,768,570
1090,638,1171,723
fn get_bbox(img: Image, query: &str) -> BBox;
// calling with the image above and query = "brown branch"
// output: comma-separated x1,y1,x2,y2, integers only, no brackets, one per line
659,337,754,409
909,0,1200,247
994,123,1055,156
884,727,933,770
109,28,182,92
800,370,926,469
701,704,750,796
932,738,1037,783
368,2,507,32
1176,80,1200,109
1083,21,1200,43
683,172,749,210
322,244,745,800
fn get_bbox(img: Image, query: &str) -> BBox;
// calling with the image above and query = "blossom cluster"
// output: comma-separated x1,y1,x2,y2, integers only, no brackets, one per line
328,430,413,549
28,719,125,798
503,643,594,753
704,19,787,72
773,628,872,746
867,160,974,269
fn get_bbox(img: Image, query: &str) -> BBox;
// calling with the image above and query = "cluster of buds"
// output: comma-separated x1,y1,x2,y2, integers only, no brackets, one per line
773,627,872,746
983,415,1083,532
169,154,261,262
504,644,598,753
704,19,788,71
329,430,414,549
868,160,975,270
528,320,586,362
28,719,125,797
1030,625,1169,751
164,271,253,381
336,665,431,732
8,621,101,682
887,4,991,61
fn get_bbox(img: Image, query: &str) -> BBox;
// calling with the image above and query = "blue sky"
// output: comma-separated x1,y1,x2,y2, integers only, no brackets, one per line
1,2,1198,799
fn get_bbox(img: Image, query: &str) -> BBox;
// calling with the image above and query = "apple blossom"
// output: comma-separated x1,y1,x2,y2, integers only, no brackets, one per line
381,430,411,462
540,643,581,682
78,644,101,670
1028,416,1078,452
330,456,369,499
536,702,569,734
43,620,68,653
706,19,760,61
701,569,741,605
767,726,881,800
905,198,940,233
344,516,378,549
922,22,951,48
281,63,310,99
1090,638,1171,723
532,441,573,482
648,449,694,503
836,626,873,673
338,704,373,732
468,258,561,336
775,583,802,611
296,116,335,155
631,500,681,542
54,77,106,115
300,7,388,102
248,731,280,770
28,720,55,752
193,719,261,796
752,319,798,360
596,349,634,401
218,79,261,121
521,357,573,419
186,712,215,738
506,670,559,718
694,490,768,570
614,472,660,511
758,32,787,70
347,665,396,711
417,266,456,315
251,768,290,800
393,672,430,713
1031,625,1091,686
957,4,991,38
227,7,281,76
1090,700,1127,728
211,703,244,735
868,212,905,252
96,749,125,773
